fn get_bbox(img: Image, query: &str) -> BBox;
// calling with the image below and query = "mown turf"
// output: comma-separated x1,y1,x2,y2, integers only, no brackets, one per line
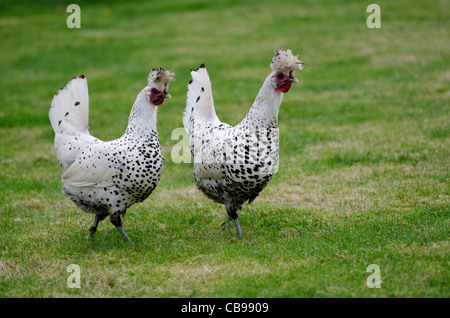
0,0,448,297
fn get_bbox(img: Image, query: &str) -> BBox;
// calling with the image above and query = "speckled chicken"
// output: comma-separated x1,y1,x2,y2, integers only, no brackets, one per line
183,49,303,238
49,69,174,245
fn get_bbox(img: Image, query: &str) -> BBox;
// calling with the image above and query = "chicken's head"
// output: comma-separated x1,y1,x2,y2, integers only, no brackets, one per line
146,68,175,106
270,49,303,93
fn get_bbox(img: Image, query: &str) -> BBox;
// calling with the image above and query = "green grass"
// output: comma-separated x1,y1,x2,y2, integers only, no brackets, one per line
0,0,448,297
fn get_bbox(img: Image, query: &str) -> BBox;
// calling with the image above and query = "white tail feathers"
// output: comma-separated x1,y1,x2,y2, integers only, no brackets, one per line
49,75,89,136
50,75,98,170
183,64,221,134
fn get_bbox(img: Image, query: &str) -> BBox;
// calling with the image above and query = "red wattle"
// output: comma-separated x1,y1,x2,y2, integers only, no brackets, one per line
279,82,292,93
152,98,165,106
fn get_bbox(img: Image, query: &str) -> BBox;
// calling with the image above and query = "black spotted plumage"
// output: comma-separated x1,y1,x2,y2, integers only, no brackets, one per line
183,49,303,238
49,69,174,244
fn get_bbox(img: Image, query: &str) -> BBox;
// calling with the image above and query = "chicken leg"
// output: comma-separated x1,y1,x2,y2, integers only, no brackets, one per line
222,204,243,239
110,211,134,245
86,214,107,240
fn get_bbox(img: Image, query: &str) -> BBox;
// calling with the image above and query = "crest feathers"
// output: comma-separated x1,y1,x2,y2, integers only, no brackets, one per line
148,68,175,85
270,49,304,72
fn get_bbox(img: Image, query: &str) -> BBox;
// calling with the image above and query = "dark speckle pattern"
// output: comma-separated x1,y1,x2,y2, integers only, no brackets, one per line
50,69,174,243
183,51,300,236
63,129,164,214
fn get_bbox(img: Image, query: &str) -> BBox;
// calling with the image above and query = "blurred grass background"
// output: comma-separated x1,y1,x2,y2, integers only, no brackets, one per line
0,0,448,297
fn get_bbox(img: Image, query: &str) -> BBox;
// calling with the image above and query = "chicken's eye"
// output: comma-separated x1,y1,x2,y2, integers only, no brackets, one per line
277,73,284,79
152,88,158,94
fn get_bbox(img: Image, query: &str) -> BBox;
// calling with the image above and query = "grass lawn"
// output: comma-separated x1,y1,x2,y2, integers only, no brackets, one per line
0,0,448,297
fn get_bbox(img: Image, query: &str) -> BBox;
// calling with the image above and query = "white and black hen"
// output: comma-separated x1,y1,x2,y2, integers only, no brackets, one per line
49,68,174,244
183,49,303,238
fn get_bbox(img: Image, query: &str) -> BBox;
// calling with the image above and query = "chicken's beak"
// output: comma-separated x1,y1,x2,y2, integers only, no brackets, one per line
287,74,298,83
160,92,171,99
